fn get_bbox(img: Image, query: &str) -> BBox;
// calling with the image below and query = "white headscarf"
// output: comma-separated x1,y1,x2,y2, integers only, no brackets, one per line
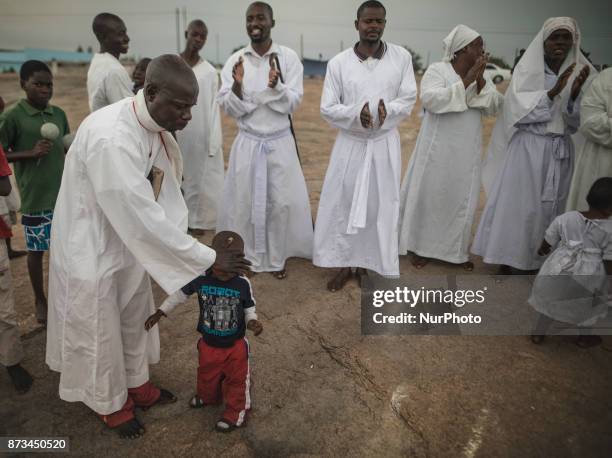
481,17,596,194
442,24,481,62
503,17,593,135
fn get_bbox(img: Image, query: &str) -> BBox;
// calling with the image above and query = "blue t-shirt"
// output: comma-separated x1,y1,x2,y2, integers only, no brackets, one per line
182,273,256,348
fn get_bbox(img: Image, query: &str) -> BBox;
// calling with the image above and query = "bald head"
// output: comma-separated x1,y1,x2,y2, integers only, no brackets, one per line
144,55,198,132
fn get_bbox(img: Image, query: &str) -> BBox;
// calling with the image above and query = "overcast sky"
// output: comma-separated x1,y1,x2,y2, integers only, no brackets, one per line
1,0,610,66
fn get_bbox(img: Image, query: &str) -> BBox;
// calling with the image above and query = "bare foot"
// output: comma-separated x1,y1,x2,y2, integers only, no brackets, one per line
462,261,474,271
8,249,27,259
327,268,352,292
355,268,368,288
271,268,287,280
7,364,33,394
411,254,429,269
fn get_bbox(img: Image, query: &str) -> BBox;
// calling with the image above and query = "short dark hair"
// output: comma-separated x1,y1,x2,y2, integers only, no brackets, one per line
357,0,386,19
586,177,612,211
20,60,51,81
92,12,123,38
247,1,273,19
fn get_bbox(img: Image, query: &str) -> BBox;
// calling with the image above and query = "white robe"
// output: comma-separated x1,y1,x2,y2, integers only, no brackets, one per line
567,68,612,211
471,68,581,270
176,59,224,230
398,62,503,264
87,53,133,112
46,93,216,415
313,44,417,277
528,211,612,326
216,43,313,272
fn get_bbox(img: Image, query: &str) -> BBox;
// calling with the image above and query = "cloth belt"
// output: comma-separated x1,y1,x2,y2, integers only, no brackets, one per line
342,129,394,235
240,128,292,254
541,134,569,215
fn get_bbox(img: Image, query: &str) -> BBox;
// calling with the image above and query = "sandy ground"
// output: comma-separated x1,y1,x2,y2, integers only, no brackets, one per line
1,66,611,457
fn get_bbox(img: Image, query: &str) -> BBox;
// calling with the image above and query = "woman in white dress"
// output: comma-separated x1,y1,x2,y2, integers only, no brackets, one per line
529,177,612,347
472,17,595,274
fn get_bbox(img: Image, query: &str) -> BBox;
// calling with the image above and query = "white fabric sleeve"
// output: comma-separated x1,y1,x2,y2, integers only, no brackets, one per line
255,52,303,115
515,92,553,125
244,306,258,323
579,74,612,148
320,58,363,130
421,65,468,114
216,55,258,118
543,215,562,247
207,73,223,156
378,52,418,131
159,289,189,315
563,95,581,134
104,70,134,105
85,136,217,294
466,78,504,117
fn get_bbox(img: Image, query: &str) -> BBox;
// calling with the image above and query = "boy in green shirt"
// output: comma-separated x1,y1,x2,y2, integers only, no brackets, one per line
0,60,69,325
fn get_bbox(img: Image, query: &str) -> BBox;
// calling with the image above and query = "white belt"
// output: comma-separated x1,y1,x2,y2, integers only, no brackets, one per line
240,128,292,253
342,129,395,235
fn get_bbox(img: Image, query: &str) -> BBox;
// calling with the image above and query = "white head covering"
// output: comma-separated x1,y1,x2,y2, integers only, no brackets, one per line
503,17,593,135
442,24,481,62
481,17,596,194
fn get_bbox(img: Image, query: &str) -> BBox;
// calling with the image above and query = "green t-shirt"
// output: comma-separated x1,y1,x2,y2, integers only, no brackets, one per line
0,99,69,213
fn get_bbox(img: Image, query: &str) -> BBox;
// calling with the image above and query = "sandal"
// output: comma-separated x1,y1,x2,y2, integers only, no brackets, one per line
117,418,145,439
215,418,237,433
411,255,429,269
189,395,205,408
141,388,177,411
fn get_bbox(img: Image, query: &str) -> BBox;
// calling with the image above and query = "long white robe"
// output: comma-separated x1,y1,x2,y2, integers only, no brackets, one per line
313,44,417,277
471,68,581,270
87,53,133,112
176,59,224,230
567,68,612,211
216,43,313,272
46,92,216,415
398,62,503,264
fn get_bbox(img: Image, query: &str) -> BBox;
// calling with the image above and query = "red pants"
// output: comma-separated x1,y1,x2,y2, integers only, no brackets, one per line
99,381,160,428
197,337,251,426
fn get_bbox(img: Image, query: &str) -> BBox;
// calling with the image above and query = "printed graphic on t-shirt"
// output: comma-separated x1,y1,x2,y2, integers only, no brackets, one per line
198,285,241,336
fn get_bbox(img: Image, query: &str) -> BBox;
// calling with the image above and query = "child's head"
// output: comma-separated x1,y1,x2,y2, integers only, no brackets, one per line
132,58,151,92
211,231,245,281
20,60,53,109
587,177,612,217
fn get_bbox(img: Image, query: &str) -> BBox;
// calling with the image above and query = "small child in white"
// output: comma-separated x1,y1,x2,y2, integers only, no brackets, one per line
529,177,612,347
145,231,263,432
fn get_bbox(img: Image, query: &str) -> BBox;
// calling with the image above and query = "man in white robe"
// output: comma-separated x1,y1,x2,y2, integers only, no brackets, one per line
216,2,313,277
46,55,250,438
566,68,612,211
473,17,594,273
177,20,224,233
87,13,133,112
313,0,417,291
398,25,503,270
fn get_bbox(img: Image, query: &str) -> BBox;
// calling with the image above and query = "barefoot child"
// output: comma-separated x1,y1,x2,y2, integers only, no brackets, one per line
0,60,69,326
145,231,263,432
529,177,612,347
